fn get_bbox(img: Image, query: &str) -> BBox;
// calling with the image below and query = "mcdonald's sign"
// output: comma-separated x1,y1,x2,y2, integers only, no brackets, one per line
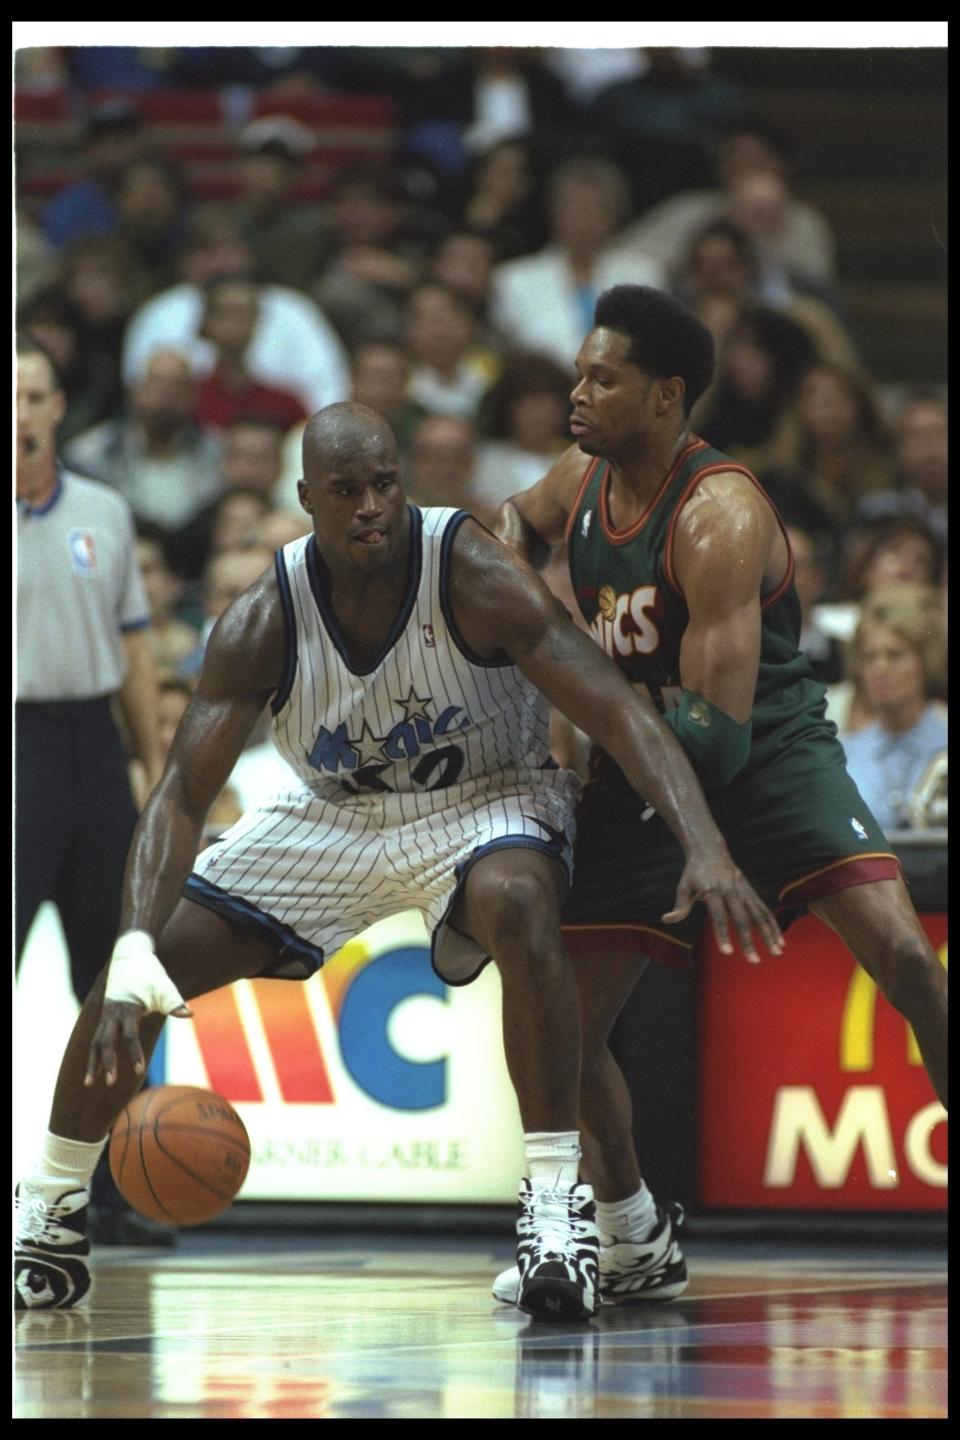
699,912,947,1211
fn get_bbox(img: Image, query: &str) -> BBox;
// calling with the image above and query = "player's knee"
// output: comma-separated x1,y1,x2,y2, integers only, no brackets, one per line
474,869,561,955
880,936,945,1019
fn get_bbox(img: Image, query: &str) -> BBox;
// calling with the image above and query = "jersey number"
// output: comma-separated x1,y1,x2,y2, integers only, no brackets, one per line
340,745,465,796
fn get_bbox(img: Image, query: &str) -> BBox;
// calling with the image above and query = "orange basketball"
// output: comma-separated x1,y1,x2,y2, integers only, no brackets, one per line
109,1085,251,1226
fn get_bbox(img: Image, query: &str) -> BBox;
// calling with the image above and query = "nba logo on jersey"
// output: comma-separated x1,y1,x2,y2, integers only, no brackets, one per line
67,528,98,576
423,624,436,648
581,510,593,539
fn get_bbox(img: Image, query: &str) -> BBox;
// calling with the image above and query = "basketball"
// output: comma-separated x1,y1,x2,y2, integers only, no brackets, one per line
109,1085,251,1226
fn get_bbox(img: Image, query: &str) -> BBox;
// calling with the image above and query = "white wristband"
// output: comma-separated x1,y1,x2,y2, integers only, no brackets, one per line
105,931,188,1015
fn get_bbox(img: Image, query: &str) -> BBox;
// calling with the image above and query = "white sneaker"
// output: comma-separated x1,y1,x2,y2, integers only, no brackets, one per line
515,1179,599,1322
495,1201,688,1307
15,1184,92,1311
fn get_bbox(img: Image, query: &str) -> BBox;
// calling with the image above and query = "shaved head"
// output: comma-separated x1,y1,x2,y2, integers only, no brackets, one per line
302,402,398,484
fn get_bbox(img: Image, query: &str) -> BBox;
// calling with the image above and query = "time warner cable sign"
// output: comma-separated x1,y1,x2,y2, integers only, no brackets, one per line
699,913,947,1210
162,910,526,1202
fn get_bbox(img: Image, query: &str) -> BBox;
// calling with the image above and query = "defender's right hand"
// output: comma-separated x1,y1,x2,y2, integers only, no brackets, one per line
84,932,192,1088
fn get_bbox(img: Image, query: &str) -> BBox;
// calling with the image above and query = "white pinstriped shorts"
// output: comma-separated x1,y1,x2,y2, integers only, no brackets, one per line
187,767,579,986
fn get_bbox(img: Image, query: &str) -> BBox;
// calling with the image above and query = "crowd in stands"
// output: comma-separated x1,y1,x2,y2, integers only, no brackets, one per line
16,43,947,835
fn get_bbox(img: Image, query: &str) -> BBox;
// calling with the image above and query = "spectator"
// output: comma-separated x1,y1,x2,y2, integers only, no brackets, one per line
489,156,662,373
311,164,435,349
52,235,154,436
41,98,145,251
674,219,858,369
194,275,309,433
350,340,429,453
841,585,948,834
134,521,201,677
115,155,190,293
231,116,327,293
855,390,948,544
220,415,289,497
18,288,118,444
404,281,500,419
456,137,549,261
122,203,350,414
429,228,500,319
473,351,573,516
169,449,282,586
578,47,751,210
405,415,483,514
610,121,837,291
793,363,897,527
64,346,222,531
695,304,817,475
818,515,946,735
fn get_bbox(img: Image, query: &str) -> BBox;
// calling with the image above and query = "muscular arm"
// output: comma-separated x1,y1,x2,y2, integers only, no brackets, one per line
671,473,784,723
117,568,285,943
450,519,782,956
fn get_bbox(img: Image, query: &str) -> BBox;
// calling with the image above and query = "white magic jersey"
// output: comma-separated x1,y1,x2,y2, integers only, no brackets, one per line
271,506,555,799
189,507,579,984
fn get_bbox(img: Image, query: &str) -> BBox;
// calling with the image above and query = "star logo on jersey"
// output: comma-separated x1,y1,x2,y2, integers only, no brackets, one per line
351,717,390,768
392,684,434,726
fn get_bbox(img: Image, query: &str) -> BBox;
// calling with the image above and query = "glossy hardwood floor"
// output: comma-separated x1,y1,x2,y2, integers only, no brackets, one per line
14,1232,946,1419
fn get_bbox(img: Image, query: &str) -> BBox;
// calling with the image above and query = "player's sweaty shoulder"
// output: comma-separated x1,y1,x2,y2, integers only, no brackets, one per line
676,468,777,556
203,563,286,697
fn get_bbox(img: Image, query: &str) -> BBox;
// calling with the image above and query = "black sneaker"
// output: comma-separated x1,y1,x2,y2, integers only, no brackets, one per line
515,1179,600,1323
15,1185,91,1311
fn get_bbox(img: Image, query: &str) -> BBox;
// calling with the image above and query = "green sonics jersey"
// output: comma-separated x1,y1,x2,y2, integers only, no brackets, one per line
566,435,834,786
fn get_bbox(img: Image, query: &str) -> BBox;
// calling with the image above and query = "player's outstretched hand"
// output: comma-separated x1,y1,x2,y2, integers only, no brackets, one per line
84,931,192,1087
662,845,784,963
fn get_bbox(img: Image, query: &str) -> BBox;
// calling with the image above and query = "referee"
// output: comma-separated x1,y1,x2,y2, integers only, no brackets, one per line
16,335,171,1246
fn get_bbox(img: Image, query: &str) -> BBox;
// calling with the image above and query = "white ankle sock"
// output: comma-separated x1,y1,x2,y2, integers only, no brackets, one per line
595,1181,658,1243
29,1131,108,1194
523,1131,581,1188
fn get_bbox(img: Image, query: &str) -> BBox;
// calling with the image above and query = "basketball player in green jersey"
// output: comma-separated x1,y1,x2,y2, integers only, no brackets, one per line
491,285,947,1308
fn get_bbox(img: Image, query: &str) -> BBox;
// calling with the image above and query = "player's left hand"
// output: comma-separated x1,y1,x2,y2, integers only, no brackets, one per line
662,846,784,963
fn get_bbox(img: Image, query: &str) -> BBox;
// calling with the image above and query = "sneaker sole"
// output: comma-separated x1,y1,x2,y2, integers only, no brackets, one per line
518,1276,598,1323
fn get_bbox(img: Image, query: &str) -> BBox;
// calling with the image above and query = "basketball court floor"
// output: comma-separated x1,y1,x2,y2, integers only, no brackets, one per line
14,1230,947,1419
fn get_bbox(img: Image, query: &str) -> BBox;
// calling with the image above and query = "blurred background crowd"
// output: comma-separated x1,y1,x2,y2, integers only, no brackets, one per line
15,39,947,832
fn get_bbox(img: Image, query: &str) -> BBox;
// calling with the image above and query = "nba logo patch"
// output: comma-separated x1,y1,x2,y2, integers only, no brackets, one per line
581,510,593,539
423,624,436,648
850,817,868,840
68,528,98,576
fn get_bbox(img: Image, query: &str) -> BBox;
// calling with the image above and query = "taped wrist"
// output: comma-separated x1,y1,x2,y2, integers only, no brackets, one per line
664,691,752,795
105,931,187,1015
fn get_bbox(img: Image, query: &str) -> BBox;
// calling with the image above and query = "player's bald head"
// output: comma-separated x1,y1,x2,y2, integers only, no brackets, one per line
302,402,398,485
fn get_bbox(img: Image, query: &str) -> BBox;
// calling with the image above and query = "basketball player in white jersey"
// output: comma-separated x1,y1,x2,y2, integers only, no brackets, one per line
16,403,781,1322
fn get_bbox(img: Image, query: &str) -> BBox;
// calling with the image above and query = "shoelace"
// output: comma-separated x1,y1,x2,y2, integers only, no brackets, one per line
16,1190,79,1246
520,1189,596,1262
